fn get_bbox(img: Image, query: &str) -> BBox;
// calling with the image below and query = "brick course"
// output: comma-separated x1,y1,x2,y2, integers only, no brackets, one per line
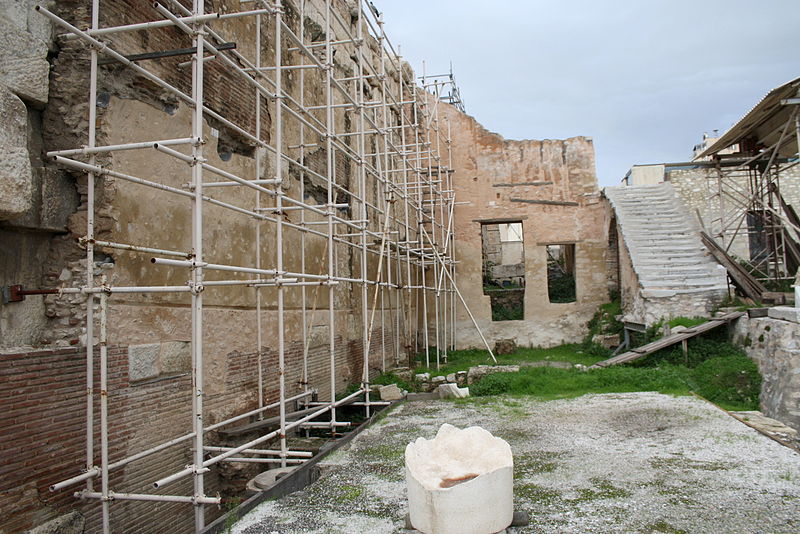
1,326,394,533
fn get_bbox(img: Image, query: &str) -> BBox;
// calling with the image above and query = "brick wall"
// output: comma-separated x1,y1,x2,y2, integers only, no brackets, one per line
1,326,395,533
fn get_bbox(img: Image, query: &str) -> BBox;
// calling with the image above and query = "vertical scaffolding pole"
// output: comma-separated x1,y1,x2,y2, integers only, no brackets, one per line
274,0,288,469
84,0,99,500
355,2,371,417
190,0,206,527
325,0,338,431
99,289,109,532
255,6,265,418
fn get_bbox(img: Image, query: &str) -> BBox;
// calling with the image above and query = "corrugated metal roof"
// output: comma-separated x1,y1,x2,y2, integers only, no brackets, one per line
697,76,800,159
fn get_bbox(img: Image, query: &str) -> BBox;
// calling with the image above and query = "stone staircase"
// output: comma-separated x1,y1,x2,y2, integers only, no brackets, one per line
605,183,727,320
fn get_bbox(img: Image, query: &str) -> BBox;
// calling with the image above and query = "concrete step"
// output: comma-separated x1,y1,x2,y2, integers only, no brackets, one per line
639,277,725,288
636,258,707,266
628,246,707,255
637,266,720,277
619,210,683,216
605,182,726,295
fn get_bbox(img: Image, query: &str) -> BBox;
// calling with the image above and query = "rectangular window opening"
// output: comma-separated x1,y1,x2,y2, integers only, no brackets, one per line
481,222,525,321
546,244,576,303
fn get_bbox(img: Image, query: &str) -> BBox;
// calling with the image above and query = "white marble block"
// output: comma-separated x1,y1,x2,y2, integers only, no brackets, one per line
405,423,513,534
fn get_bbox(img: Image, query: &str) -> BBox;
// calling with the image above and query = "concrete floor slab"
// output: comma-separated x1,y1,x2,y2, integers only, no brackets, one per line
231,393,800,534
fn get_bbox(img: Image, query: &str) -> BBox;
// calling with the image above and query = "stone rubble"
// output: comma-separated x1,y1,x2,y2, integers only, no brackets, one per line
466,365,520,385
435,383,469,399
379,384,406,402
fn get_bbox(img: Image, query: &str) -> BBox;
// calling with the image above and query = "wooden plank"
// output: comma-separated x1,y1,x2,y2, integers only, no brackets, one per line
701,232,766,301
590,312,744,369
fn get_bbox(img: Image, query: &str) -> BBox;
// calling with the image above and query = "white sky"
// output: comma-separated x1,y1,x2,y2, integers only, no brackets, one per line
376,0,800,187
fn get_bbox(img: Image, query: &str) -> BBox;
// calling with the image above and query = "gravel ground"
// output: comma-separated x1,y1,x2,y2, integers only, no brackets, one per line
231,393,800,534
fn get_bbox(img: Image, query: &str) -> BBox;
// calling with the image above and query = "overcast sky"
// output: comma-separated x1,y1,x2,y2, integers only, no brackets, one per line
377,0,800,187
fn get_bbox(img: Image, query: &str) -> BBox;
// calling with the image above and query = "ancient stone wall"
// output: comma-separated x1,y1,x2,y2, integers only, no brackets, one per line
0,0,80,348
616,230,726,325
441,102,608,348
733,316,800,432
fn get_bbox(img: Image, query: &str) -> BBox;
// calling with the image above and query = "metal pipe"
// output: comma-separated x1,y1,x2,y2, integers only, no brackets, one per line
190,3,207,527
99,290,110,532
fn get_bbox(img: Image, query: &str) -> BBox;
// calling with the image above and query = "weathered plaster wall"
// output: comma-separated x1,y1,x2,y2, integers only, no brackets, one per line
441,103,607,348
733,316,800,432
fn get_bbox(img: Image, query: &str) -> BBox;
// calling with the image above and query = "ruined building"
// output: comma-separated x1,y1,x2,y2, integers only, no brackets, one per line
3,1,797,533
0,1,606,532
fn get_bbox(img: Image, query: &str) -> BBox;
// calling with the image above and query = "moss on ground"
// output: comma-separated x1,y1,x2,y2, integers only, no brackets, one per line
643,520,688,533
514,451,563,478
570,477,633,502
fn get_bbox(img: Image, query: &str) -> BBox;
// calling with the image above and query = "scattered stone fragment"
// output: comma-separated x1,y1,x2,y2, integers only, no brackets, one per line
431,375,446,386
415,373,430,382
455,371,468,386
445,373,456,383
592,333,620,349
522,360,572,369
406,392,438,402
511,510,530,526
466,365,520,385
249,467,296,491
731,410,799,444
27,512,85,534
494,338,517,355
436,383,469,399
379,384,405,401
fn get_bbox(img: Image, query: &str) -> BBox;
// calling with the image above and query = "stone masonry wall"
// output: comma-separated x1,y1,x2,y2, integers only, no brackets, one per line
441,100,608,348
732,315,800,432
0,0,80,348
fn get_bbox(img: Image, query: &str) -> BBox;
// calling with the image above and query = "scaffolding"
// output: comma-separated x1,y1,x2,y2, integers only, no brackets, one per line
37,1,490,532
696,79,800,291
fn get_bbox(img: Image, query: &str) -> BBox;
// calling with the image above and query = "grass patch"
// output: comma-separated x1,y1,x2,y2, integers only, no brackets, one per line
372,372,412,393
359,443,404,462
470,365,693,400
336,484,364,503
514,451,563,478
667,316,707,329
468,351,760,411
412,344,605,377
394,306,761,411
690,354,761,410
650,456,731,471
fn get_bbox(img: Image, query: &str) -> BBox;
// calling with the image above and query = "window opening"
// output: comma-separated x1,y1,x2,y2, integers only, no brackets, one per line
481,222,524,321
546,243,576,303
